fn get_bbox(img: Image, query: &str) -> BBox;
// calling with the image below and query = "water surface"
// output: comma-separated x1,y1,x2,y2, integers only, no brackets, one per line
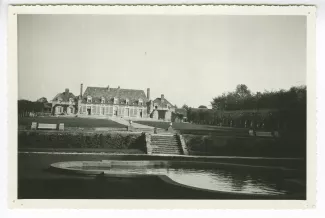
71,165,289,195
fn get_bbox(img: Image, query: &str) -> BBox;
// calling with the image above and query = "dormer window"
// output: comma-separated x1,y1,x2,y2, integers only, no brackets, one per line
114,97,118,104
69,98,74,104
101,97,105,104
126,98,129,105
87,96,92,103
58,97,62,103
139,98,143,106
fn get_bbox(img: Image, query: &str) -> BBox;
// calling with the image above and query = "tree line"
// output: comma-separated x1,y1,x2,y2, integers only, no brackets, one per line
211,84,306,111
18,97,51,117
182,84,306,132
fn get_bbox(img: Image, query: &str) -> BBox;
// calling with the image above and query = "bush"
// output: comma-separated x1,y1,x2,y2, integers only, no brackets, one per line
183,134,306,158
18,131,146,151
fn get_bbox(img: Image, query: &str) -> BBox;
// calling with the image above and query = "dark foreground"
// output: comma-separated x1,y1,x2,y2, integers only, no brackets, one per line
18,152,306,199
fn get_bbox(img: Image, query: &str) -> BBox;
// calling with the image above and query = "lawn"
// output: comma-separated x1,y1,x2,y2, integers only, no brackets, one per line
134,121,249,136
133,121,242,130
18,117,126,128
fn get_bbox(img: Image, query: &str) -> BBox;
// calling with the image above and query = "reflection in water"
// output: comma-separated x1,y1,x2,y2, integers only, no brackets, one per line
73,165,290,195
161,168,288,195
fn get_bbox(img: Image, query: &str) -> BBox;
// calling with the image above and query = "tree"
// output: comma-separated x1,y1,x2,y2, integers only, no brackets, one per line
235,84,251,100
182,104,189,111
211,93,227,110
211,84,252,110
37,97,48,103
198,105,208,109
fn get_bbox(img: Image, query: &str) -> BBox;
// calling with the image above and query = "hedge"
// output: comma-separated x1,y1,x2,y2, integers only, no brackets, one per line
183,134,306,158
18,131,146,151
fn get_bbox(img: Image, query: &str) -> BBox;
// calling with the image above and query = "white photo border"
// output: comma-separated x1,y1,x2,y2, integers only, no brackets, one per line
7,4,317,209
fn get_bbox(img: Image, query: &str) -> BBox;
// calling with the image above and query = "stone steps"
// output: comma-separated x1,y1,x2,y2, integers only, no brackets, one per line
152,149,182,153
152,151,182,154
152,148,181,151
152,147,182,151
151,137,178,140
151,145,180,149
151,139,179,142
150,134,183,155
151,142,179,145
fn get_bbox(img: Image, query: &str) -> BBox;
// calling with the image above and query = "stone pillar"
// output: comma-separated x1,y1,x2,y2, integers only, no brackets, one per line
165,111,171,121
144,133,152,154
153,110,158,120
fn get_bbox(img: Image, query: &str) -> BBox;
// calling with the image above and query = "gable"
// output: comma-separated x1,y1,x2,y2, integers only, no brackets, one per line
152,98,174,108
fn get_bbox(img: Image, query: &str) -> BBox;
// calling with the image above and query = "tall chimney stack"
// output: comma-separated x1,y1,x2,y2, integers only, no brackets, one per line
65,88,69,95
161,94,165,102
147,88,150,100
80,83,83,98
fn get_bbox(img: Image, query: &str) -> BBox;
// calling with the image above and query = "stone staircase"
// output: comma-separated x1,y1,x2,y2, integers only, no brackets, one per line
150,134,183,155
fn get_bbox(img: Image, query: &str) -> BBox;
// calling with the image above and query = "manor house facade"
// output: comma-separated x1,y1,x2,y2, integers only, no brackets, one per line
49,84,175,121
77,84,149,118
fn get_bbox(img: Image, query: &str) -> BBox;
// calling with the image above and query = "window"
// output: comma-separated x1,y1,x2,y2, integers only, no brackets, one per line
58,97,62,103
101,97,105,104
114,97,118,104
139,98,143,106
87,96,92,103
126,98,129,105
56,106,63,113
69,98,74,104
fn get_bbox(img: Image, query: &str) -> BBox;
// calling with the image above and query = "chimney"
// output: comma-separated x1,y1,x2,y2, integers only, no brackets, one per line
65,88,69,95
147,88,150,100
118,86,120,89
161,94,165,102
107,85,110,91
80,83,83,98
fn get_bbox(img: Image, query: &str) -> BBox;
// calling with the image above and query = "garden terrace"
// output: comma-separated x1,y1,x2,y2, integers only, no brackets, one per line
133,121,249,136
18,117,126,129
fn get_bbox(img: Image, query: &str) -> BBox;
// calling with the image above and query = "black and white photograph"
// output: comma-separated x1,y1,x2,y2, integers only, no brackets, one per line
6,4,316,209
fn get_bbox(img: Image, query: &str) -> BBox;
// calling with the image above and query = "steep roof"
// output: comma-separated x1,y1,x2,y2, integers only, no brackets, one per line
82,87,148,105
52,91,76,102
152,97,174,108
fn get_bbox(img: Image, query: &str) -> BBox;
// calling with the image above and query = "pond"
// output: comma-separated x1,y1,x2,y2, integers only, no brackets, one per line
53,160,301,196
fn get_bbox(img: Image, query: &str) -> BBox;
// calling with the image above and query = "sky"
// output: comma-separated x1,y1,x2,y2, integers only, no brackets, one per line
18,15,306,108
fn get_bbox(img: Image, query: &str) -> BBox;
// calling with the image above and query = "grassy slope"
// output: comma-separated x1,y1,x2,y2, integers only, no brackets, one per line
134,120,249,136
134,121,244,130
18,117,126,128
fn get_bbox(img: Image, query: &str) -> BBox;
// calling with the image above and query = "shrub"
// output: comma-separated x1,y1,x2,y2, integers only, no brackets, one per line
18,131,146,151
183,134,306,158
